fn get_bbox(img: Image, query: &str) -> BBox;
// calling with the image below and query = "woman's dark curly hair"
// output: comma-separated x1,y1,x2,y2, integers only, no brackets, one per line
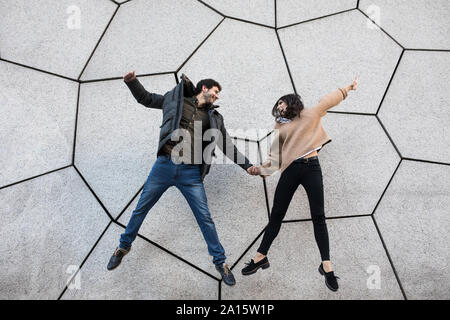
271,94,304,120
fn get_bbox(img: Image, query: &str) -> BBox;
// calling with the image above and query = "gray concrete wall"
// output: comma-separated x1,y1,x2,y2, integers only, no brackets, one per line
0,0,449,300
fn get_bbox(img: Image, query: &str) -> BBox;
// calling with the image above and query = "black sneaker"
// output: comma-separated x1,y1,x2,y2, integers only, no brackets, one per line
318,263,340,292
107,247,130,270
241,257,270,275
216,264,236,286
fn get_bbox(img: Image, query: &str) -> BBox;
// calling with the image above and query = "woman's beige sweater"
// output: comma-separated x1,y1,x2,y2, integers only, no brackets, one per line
260,88,348,176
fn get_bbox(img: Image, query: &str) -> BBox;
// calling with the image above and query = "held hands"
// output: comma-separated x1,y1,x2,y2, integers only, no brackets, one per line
247,166,261,176
124,71,136,82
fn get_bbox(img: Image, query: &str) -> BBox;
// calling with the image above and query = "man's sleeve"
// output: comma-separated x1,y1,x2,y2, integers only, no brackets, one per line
218,118,253,171
124,78,164,109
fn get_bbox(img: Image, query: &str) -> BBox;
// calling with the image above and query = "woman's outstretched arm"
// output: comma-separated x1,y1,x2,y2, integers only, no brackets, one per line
313,77,358,117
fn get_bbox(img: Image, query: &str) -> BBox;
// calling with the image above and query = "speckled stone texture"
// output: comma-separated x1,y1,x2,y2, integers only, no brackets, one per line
360,0,450,50
223,217,403,300
0,0,116,79
277,0,357,27
61,223,218,300
180,19,293,140
262,113,400,220
80,0,222,80
378,51,450,164
203,0,275,27
278,10,403,114
1,0,448,300
0,61,78,188
74,74,175,218
373,161,450,300
0,167,110,299
118,149,268,276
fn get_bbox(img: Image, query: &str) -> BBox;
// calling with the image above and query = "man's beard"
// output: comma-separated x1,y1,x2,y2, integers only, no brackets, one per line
203,93,214,107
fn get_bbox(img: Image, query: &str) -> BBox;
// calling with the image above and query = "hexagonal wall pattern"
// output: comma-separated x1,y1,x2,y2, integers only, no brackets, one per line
278,10,403,114
378,51,450,164
223,217,404,299
202,0,275,27
75,75,175,218
80,0,222,80
359,0,450,50
0,61,78,188
118,149,268,276
262,113,400,220
1,0,449,300
373,161,450,300
180,18,293,140
277,0,357,28
0,0,116,79
0,167,110,299
61,223,218,300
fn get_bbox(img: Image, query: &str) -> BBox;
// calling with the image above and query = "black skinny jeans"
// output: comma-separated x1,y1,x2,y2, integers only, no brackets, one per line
258,157,330,261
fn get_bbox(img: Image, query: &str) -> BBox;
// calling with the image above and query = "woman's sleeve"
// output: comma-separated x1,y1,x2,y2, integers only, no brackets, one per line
312,88,347,117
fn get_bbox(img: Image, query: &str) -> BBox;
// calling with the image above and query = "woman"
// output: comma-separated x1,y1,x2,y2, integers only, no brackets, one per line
244,77,358,292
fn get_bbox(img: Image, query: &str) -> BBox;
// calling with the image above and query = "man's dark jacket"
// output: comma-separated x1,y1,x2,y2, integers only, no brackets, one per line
124,73,252,180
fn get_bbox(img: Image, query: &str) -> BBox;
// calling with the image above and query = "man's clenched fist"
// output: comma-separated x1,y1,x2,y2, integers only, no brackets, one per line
124,71,136,82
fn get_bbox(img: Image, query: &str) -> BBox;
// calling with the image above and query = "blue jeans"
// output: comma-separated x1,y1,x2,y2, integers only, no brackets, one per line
119,155,226,266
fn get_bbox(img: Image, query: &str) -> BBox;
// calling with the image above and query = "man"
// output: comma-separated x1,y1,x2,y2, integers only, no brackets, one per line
107,71,254,286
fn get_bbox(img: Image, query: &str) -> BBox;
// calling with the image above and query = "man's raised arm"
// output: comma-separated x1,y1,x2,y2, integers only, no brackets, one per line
123,71,164,110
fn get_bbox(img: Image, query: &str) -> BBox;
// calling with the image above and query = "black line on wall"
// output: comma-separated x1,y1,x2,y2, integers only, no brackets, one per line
376,49,405,115
73,165,115,221
72,83,81,165
176,18,226,73
371,215,408,300
80,71,175,84
275,30,297,94
196,0,225,17
402,158,450,167
277,8,357,30
114,184,144,223
0,58,78,82
274,0,277,29
77,5,120,80
356,8,404,49
375,116,403,159
114,221,221,282
0,165,72,191
225,16,275,29
370,159,402,217
405,48,450,52
57,221,113,300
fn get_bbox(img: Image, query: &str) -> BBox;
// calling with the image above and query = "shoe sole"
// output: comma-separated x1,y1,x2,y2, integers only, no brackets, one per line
242,262,270,276
222,279,236,286
107,262,121,271
318,265,338,292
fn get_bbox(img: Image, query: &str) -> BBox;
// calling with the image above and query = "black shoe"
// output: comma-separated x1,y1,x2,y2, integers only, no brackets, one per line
107,247,130,270
216,264,236,286
318,263,340,292
241,257,270,276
